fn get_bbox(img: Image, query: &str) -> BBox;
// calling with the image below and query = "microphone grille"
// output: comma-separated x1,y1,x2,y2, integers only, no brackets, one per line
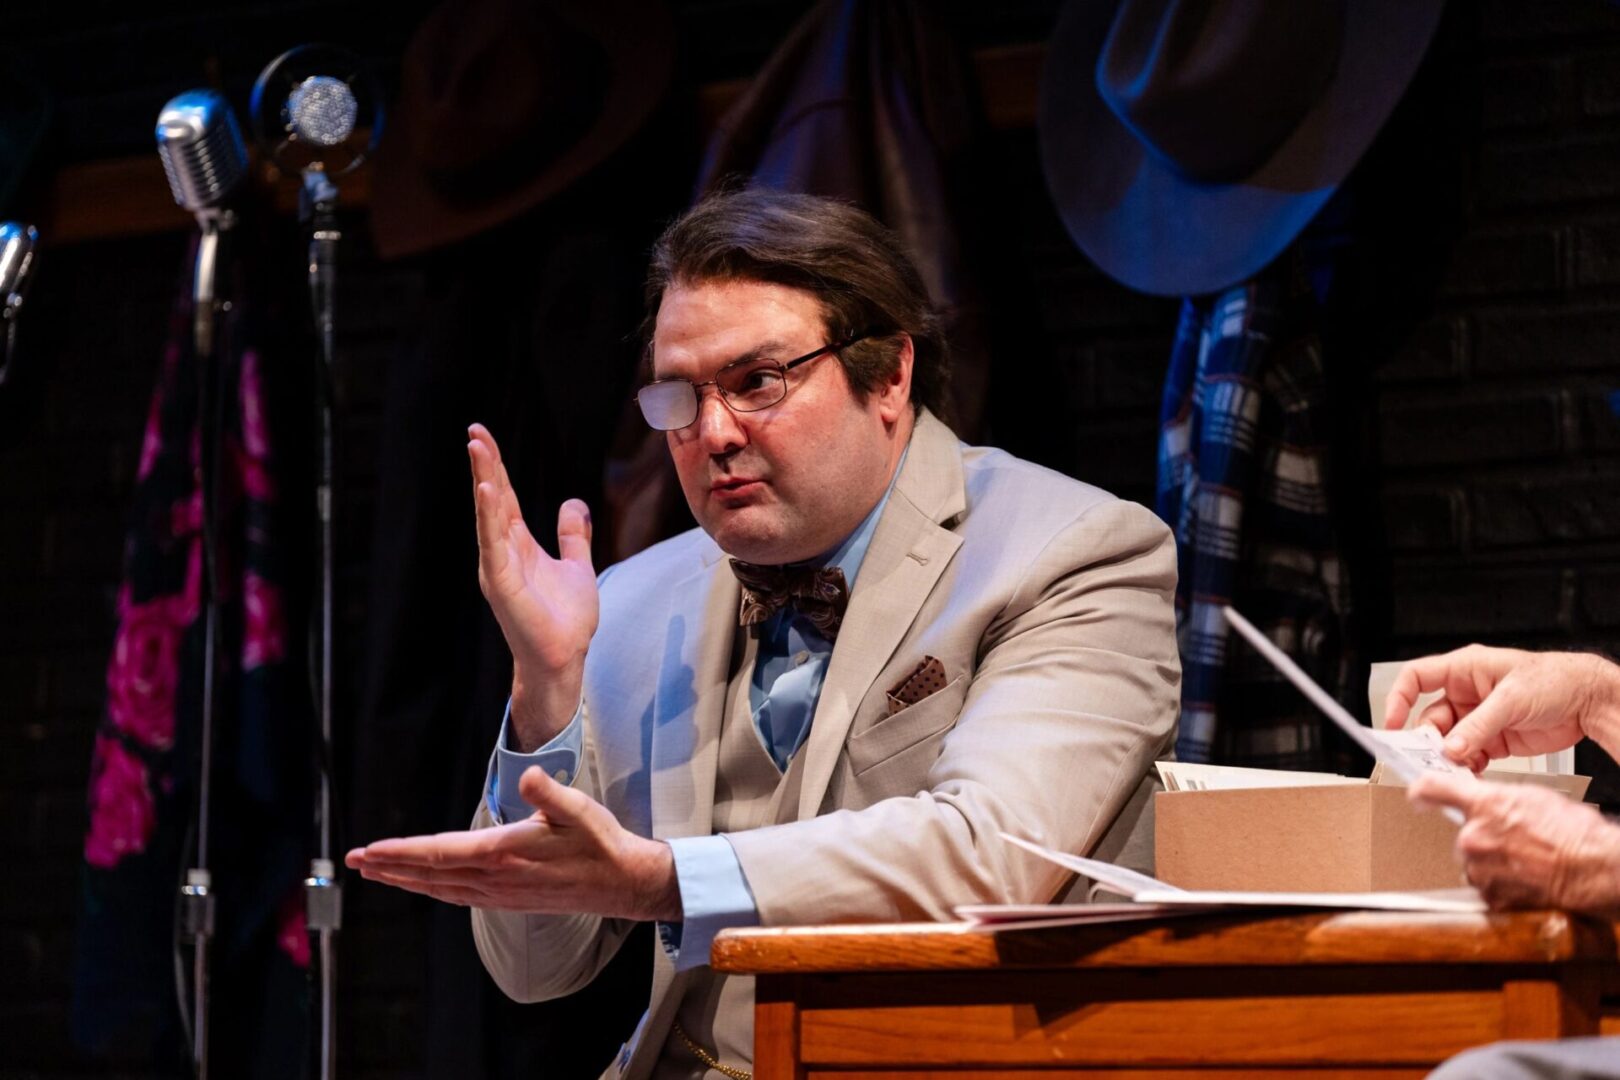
156,91,248,213
288,76,357,148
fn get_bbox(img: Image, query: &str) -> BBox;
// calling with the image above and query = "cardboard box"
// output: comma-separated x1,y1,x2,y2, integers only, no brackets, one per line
1155,782,1462,893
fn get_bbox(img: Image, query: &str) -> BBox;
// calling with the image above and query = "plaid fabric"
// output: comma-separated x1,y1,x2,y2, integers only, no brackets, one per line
1156,268,1355,769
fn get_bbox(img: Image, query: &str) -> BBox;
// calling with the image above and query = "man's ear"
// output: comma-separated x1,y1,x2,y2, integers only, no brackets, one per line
874,334,914,424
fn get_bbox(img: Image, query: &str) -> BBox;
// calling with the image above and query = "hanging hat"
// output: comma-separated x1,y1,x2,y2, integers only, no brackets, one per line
1039,0,1444,298
370,0,674,258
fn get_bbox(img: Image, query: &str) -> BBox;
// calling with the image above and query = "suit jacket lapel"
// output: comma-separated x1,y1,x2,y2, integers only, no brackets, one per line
649,550,737,841
795,411,966,819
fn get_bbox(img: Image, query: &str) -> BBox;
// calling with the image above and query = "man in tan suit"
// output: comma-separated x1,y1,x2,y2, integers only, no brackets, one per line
348,189,1180,1079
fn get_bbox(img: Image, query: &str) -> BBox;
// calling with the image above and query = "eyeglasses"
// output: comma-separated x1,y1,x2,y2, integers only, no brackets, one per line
635,333,869,431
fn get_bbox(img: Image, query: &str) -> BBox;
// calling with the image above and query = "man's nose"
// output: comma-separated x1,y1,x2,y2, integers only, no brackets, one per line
695,386,747,455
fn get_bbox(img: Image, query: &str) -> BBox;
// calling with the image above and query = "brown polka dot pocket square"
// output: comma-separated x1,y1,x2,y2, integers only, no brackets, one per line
886,656,948,717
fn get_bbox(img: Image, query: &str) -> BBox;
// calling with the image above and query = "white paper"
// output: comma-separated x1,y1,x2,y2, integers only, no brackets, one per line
1368,726,1472,777
1002,833,1182,894
998,832,1486,915
1130,887,1485,913
954,902,1200,929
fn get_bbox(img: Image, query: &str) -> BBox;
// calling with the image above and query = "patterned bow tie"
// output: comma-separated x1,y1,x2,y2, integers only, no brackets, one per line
729,559,849,640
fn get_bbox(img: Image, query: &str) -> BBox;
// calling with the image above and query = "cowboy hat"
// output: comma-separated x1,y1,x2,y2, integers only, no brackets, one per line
1040,0,1444,297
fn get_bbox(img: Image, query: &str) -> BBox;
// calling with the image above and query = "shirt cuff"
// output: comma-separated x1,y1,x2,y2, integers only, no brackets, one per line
484,698,583,824
659,835,761,972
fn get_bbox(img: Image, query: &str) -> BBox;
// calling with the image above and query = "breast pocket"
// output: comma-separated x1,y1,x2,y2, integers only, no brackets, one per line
844,673,967,777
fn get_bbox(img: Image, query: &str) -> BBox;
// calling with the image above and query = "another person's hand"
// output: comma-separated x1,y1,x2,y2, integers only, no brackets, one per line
345,765,681,921
1382,646,1620,770
1408,772,1620,915
468,423,599,750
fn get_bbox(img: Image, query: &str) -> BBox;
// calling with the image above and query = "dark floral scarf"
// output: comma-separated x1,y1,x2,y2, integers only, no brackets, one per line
75,236,315,1074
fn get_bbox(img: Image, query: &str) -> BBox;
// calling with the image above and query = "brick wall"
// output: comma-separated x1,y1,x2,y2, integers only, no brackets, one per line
6,0,1620,1076
1368,5,1620,675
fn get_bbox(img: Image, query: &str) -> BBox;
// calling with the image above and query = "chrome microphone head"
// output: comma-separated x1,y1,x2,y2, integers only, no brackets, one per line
155,90,248,213
0,222,39,317
288,75,358,149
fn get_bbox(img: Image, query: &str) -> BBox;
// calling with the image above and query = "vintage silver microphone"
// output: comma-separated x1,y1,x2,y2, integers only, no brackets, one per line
155,89,246,1080
251,45,380,1080
0,222,38,389
156,90,247,359
0,222,38,311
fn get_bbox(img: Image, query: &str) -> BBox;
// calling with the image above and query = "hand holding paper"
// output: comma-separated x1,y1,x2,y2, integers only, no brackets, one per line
1381,646,1620,769
1408,771,1620,915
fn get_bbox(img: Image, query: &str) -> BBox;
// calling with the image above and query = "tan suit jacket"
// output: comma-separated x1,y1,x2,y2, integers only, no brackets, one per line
471,410,1180,1078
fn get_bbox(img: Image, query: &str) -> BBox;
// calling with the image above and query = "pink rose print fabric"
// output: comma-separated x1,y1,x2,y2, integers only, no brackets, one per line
77,256,314,1069
83,735,159,870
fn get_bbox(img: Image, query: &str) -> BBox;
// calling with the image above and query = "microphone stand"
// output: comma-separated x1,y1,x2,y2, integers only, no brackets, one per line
0,310,17,388
181,207,235,1080
299,165,342,1080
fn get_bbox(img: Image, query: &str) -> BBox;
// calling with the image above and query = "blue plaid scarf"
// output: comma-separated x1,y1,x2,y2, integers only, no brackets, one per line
1157,269,1356,768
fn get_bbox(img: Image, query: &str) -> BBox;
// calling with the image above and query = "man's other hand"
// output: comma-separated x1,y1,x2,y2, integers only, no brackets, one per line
345,766,682,922
1408,772,1620,915
468,423,599,750
1381,646,1620,770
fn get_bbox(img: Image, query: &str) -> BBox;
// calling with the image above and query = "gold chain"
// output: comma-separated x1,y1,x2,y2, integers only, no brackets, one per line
671,1019,751,1080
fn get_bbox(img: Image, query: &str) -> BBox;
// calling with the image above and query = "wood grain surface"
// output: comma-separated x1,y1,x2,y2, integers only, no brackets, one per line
713,911,1618,974
724,913,1620,1079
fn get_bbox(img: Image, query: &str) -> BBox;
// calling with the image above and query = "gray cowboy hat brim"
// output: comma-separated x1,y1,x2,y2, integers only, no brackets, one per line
1040,0,1445,297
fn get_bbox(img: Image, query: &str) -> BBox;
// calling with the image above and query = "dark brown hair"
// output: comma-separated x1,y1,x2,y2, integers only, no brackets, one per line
644,188,951,419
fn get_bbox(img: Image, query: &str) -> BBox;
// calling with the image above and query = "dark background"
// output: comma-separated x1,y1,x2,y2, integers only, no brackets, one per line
6,0,1620,1076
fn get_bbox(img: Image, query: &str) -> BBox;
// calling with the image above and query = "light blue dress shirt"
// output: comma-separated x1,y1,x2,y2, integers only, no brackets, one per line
486,453,903,971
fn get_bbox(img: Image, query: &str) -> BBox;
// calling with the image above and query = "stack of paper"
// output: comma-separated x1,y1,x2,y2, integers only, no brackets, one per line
1155,727,1467,794
955,834,1486,930
1157,762,1352,793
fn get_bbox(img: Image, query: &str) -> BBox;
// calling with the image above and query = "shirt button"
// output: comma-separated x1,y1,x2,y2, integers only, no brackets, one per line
794,651,811,667
553,769,570,785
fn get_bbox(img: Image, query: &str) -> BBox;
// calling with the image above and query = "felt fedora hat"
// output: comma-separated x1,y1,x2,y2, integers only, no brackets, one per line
370,0,674,258
1040,0,1444,297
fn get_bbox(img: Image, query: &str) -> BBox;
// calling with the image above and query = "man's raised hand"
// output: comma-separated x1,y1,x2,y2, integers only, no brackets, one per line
468,423,599,750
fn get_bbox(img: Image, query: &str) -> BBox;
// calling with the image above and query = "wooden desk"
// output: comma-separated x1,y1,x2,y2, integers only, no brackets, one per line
712,911,1620,1078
